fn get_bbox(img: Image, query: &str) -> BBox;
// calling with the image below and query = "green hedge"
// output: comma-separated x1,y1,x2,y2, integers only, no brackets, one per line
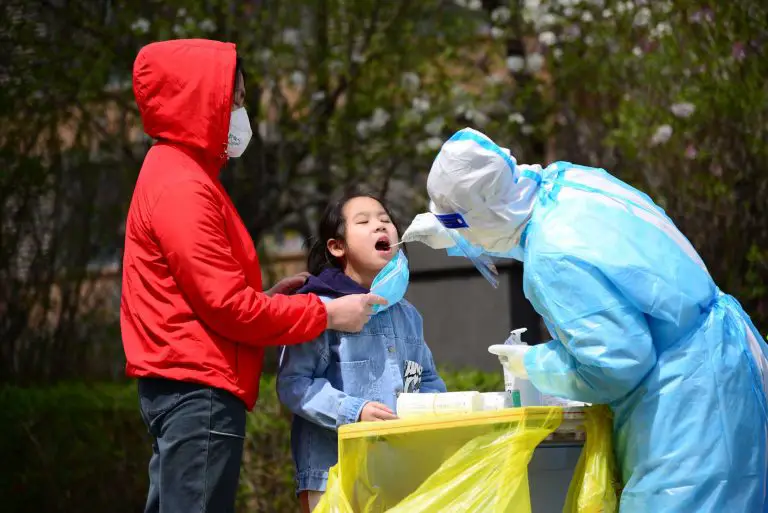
1,370,503,513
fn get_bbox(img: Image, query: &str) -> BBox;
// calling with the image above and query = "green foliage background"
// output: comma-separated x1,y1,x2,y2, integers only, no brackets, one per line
1,371,504,512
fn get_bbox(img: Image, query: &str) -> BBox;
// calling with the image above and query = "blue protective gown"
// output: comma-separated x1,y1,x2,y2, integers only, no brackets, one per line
513,162,768,512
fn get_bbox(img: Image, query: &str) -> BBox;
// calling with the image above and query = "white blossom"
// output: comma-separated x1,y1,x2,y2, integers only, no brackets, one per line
632,47,643,57
198,19,216,33
581,11,594,23
525,0,541,10
521,124,534,135
425,117,445,135
282,29,301,46
539,31,557,46
670,102,695,118
658,1,673,14
356,120,371,138
417,138,443,154
412,97,431,113
400,72,421,92
526,53,545,73
553,48,564,60
466,109,489,127
602,9,613,19
506,55,525,73
369,108,391,129
290,71,306,88
616,2,629,15
467,0,482,10
491,27,505,39
311,91,326,103
539,13,558,29
650,22,671,39
491,6,512,24
633,7,651,27
508,113,525,124
131,18,150,34
426,137,444,150
650,124,673,146
485,73,506,85
351,50,365,63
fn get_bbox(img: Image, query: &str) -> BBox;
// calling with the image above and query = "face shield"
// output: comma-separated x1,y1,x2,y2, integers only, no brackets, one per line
425,128,541,284
432,212,501,287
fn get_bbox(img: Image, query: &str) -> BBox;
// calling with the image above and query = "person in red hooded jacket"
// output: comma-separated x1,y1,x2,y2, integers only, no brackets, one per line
123,39,385,513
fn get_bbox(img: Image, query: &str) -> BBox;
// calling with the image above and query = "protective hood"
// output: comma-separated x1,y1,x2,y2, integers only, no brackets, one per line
133,39,237,171
426,128,542,254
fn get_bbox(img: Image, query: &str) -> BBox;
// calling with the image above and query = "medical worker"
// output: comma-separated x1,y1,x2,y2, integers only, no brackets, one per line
403,127,768,512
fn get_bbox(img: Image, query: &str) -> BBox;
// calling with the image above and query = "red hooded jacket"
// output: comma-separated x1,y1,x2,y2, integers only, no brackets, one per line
122,39,327,409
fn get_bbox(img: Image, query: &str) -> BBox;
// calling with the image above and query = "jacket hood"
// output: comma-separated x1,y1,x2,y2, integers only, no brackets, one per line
133,39,236,167
297,268,369,299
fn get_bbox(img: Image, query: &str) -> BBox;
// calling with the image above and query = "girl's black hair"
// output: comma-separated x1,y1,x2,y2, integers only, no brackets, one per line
234,55,247,89
306,187,402,276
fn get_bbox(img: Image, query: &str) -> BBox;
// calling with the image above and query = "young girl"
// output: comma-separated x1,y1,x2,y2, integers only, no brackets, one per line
277,189,447,513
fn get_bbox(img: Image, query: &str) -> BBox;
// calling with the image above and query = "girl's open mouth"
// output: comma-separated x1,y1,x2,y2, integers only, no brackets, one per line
375,236,392,252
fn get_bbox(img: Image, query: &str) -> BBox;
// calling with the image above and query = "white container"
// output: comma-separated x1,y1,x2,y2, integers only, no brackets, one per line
433,391,483,415
396,393,436,418
480,391,514,411
396,392,483,418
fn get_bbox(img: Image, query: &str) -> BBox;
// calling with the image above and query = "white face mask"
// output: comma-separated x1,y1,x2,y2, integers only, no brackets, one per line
227,107,252,158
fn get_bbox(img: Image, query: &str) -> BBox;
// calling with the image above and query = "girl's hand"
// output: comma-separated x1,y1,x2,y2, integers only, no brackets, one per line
359,402,398,422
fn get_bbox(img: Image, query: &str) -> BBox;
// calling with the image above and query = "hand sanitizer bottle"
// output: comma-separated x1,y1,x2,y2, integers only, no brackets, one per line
502,328,526,407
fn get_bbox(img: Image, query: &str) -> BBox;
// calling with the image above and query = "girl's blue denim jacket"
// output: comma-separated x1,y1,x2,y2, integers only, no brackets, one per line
276,268,446,493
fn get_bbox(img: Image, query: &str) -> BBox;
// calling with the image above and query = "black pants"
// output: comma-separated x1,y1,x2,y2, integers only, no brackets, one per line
138,378,246,513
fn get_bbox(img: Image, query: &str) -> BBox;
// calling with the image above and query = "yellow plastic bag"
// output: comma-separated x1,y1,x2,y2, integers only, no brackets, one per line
316,406,620,513
563,406,621,513
316,407,562,513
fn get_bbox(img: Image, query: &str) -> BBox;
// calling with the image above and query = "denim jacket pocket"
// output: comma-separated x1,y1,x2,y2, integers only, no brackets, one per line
335,360,380,399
